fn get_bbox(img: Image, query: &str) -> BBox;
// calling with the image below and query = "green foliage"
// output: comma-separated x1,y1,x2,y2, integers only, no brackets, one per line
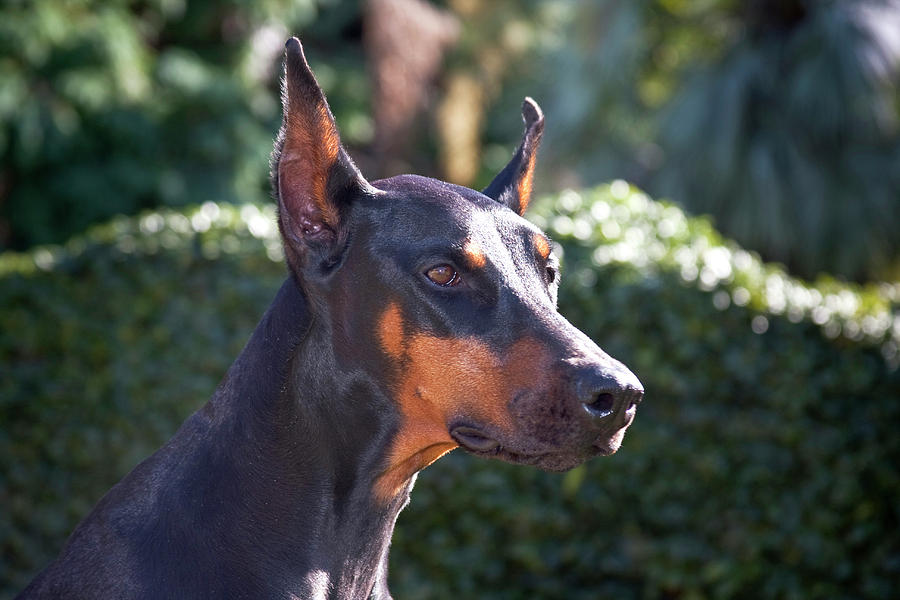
0,203,286,594
2,186,898,598
655,0,900,281
0,0,371,250
3,0,896,282
531,0,900,281
394,184,900,599
532,182,900,357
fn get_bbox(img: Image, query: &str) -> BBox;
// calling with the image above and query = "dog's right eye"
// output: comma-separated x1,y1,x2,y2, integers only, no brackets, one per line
425,264,460,287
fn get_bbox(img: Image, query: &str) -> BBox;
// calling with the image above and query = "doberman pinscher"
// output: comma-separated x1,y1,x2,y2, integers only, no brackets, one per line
18,38,643,599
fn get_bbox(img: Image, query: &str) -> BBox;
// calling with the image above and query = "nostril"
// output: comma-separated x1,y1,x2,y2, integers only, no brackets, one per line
582,392,616,419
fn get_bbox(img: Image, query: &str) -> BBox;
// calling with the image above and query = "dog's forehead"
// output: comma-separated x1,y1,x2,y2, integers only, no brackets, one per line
368,174,542,246
373,174,493,210
373,175,498,219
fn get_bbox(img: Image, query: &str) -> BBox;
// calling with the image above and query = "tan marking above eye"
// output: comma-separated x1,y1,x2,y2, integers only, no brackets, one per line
425,264,459,286
462,239,486,269
533,233,551,260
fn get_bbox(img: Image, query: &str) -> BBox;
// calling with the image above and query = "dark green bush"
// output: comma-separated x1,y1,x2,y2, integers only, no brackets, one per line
2,186,898,598
0,0,370,250
394,184,900,599
0,204,287,593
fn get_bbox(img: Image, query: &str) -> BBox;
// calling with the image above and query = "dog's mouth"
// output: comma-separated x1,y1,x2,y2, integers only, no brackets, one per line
449,424,613,471
450,425,546,465
450,426,501,452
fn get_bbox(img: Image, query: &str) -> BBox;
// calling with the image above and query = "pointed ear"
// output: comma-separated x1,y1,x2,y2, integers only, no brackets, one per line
273,37,368,270
482,97,545,215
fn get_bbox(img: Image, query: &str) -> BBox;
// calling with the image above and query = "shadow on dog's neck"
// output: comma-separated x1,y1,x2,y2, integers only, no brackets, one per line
201,276,405,598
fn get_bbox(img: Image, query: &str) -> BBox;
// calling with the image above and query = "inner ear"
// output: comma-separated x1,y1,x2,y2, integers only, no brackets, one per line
273,37,369,268
278,152,339,244
482,97,545,215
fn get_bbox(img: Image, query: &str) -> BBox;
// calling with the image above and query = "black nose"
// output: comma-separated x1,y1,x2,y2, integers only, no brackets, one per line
575,367,643,426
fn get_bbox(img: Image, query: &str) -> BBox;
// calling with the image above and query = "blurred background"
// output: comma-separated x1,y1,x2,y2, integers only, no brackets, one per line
4,0,900,280
2,0,899,598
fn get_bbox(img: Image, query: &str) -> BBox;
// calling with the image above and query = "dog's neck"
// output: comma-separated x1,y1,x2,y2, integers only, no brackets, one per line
206,277,406,599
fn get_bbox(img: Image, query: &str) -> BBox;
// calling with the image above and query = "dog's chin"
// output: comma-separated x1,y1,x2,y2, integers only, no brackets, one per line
456,445,588,471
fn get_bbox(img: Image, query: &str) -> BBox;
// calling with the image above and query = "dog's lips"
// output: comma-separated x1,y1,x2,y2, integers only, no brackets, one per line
449,424,607,471
592,423,629,456
449,392,638,467
450,424,533,460
450,426,500,452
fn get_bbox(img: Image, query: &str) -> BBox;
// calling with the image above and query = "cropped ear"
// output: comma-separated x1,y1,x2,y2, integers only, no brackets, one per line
482,97,544,215
273,37,369,271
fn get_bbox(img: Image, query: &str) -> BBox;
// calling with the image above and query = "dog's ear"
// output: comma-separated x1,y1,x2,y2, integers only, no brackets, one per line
273,37,369,273
482,97,544,215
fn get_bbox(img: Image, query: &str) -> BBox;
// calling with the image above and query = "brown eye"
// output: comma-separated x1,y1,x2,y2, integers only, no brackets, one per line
426,264,459,287
546,267,556,284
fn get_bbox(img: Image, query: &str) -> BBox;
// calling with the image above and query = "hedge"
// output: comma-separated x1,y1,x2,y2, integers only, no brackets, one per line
2,185,898,598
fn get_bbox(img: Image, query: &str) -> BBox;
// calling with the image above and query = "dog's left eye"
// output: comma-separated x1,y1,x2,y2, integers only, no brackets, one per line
545,267,557,284
426,264,460,287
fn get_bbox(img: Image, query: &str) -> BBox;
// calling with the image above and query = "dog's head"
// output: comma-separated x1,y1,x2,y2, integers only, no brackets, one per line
272,38,643,502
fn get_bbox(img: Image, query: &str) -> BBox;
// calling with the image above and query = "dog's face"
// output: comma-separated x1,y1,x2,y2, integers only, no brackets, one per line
273,38,642,502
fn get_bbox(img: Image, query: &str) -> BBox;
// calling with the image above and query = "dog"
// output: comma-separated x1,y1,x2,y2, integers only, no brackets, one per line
17,37,642,599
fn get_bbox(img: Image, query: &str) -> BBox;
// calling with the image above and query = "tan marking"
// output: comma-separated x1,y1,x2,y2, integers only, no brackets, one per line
281,99,341,227
374,304,551,502
515,150,537,215
314,102,340,225
378,302,405,359
533,233,551,260
462,239,486,269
